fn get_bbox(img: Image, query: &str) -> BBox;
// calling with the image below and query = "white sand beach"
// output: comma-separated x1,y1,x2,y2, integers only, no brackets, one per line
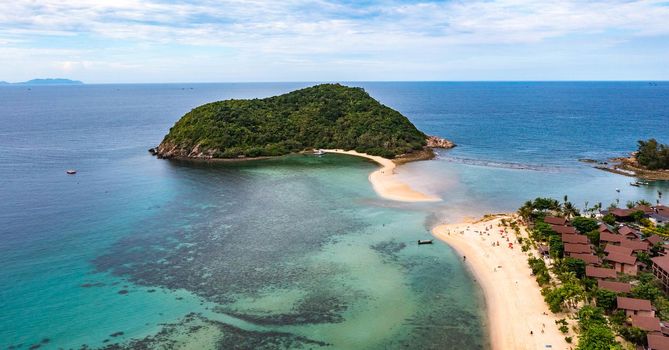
322,149,440,202
433,216,572,350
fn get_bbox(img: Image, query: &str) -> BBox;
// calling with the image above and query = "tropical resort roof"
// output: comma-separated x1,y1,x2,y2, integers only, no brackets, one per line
550,225,578,235
544,216,567,226
631,315,662,332
605,244,634,256
605,252,637,265
564,243,592,254
570,253,600,265
597,280,632,293
586,266,617,279
617,296,653,311
561,234,589,244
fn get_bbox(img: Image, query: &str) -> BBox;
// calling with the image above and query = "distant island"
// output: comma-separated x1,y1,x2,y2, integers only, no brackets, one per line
591,139,669,180
153,84,454,160
0,78,83,86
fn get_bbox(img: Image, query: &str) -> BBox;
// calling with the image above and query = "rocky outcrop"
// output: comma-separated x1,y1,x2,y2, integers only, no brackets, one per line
151,142,219,160
426,136,456,149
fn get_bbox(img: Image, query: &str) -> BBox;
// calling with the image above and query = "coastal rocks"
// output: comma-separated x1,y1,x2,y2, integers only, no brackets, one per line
152,142,218,160
426,135,456,149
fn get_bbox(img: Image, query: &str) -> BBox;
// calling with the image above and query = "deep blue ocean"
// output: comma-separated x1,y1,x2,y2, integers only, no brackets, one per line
1,82,668,349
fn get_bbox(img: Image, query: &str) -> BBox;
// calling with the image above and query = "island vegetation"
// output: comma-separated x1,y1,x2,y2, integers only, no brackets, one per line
637,139,669,170
154,84,446,160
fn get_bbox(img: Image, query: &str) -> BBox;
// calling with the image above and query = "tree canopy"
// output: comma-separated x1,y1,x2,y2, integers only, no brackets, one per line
157,84,428,159
636,139,669,170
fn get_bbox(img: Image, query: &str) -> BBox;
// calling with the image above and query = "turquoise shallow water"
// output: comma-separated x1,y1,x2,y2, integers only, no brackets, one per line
1,82,668,349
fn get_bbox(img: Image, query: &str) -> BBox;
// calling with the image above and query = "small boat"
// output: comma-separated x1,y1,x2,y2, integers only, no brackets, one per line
630,182,640,187
313,149,325,156
66,169,77,175
417,239,433,245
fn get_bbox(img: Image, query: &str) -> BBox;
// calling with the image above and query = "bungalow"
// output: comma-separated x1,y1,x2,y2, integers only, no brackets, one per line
620,238,650,252
631,315,661,332
605,244,634,257
633,205,655,214
646,235,664,247
551,225,578,235
564,243,592,255
586,266,617,279
617,296,654,317
544,216,568,226
619,226,642,240
647,334,669,350
571,253,601,266
561,234,589,244
599,223,614,234
652,255,669,292
600,232,625,245
651,205,669,224
597,280,632,293
610,208,636,220
605,252,638,275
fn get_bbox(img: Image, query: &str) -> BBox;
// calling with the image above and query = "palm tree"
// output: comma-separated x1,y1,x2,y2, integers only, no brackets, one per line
562,201,580,219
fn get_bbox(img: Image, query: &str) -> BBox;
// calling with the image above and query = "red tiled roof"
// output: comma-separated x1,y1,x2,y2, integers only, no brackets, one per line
605,252,637,265
652,255,669,273
617,296,652,311
634,205,655,214
551,225,578,235
586,266,616,279
599,223,613,233
600,232,625,243
544,216,567,226
611,208,634,217
598,280,632,293
571,253,601,265
648,334,669,350
564,243,592,254
632,315,661,332
646,235,664,246
619,226,640,237
605,244,634,256
620,238,650,251
562,234,589,244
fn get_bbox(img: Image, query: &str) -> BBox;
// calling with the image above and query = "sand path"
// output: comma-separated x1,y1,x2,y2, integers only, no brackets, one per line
322,149,440,202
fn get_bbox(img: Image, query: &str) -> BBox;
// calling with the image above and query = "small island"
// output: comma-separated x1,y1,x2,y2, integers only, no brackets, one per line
594,139,669,180
0,78,83,85
152,84,453,160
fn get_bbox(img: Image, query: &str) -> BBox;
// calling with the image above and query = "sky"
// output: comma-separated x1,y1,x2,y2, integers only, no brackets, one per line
1,0,669,83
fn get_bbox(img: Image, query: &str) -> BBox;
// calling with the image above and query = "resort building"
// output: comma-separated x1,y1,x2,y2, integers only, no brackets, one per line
597,280,631,293
586,266,617,279
652,255,669,292
600,231,625,246
550,225,578,235
620,238,650,252
646,235,664,247
617,296,655,317
648,334,669,350
544,216,567,226
619,226,642,240
571,253,601,266
605,252,638,275
605,245,634,257
631,315,661,332
599,223,614,234
564,243,592,255
561,234,588,244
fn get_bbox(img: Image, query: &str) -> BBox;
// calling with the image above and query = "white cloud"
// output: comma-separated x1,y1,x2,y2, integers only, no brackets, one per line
0,0,668,81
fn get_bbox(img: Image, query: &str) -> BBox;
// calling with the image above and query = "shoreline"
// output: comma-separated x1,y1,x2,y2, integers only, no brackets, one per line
432,215,571,350
322,149,441,202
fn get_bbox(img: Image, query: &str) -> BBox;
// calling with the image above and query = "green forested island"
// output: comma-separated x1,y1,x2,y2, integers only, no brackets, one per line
154,84,444,159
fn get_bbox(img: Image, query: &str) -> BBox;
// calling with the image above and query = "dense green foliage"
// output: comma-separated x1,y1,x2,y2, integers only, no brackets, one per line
636,138,669,170
159,84,428,158
571,217,598,234
576,306,622,350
